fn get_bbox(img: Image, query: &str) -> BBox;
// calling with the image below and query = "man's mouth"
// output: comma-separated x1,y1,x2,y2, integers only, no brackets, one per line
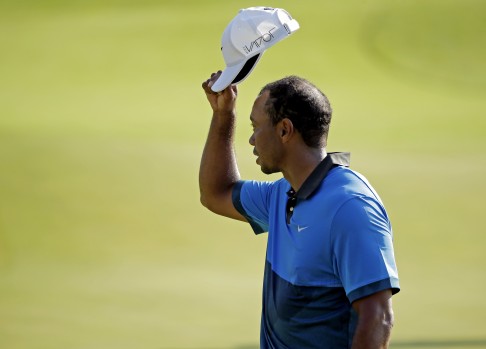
253,149,260,164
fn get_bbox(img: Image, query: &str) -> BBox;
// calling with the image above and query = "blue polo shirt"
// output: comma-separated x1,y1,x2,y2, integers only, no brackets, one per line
232,153,400,348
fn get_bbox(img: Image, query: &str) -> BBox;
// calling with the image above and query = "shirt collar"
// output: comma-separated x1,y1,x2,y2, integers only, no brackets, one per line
287,152,350,201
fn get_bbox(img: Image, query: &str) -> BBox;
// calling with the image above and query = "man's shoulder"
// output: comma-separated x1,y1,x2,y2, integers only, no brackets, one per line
239,177,289,192
325,166,373,192
236,177,290,206
313,166,381,206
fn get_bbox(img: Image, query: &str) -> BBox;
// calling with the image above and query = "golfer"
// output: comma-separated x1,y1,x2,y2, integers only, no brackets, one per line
200,72,400,348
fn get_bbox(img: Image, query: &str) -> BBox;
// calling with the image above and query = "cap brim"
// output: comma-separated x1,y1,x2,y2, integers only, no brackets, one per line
211,53,262,92
211,63,244,93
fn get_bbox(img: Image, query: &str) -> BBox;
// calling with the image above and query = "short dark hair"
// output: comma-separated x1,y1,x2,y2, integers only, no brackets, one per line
260,76,332,148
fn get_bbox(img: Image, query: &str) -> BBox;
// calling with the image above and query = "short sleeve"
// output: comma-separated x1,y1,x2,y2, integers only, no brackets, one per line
331,196,400,303
232,180,274,234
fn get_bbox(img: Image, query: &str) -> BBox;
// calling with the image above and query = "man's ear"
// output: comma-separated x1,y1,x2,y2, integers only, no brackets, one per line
278,118,294,143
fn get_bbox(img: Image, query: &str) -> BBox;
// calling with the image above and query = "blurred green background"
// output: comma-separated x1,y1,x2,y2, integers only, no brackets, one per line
0,0,485,348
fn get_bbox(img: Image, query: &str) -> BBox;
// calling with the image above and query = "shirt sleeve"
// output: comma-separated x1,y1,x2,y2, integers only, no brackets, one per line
232,180,274,234
331,196,400,303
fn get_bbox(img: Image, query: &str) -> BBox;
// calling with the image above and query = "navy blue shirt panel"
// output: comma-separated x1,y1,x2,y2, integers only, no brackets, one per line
260,260,357,349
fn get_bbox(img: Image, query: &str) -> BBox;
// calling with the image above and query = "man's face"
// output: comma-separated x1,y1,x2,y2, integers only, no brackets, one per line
249,91,283,174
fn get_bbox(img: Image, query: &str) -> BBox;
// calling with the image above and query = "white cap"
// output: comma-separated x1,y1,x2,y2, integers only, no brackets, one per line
211,7,299,92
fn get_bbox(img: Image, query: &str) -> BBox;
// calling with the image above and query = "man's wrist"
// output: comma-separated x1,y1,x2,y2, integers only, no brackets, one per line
213,110,236,119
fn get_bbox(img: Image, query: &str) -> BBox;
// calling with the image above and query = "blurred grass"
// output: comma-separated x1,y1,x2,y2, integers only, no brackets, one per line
0,0,485,348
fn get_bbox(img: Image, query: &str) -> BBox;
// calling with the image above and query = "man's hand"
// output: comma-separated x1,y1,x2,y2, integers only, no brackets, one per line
202,71,238,114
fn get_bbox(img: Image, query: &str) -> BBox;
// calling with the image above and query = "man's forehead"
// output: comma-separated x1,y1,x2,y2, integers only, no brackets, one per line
250,90,270,121
256,90,270,104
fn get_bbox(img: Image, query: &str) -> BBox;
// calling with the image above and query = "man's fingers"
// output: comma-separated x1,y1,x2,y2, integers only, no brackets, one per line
208,71,222,88
202,71,224,96
201,80,212,95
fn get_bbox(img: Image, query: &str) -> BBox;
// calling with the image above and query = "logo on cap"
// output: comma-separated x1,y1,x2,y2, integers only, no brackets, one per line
243,27,277,54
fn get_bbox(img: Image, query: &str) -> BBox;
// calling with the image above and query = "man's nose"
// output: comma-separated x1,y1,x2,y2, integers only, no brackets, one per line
249,134,255,146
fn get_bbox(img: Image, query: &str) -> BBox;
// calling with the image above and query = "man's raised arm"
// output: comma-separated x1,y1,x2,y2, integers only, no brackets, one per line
199,72,247,222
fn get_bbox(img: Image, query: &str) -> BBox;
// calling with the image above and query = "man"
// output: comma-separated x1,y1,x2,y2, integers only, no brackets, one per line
199,71,400,348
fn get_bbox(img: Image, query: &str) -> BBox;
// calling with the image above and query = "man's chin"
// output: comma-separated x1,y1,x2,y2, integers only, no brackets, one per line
256,158,279,175
260,164,278,175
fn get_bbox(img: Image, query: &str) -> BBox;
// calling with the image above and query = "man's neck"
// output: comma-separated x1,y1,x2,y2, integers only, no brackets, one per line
282,148,327,191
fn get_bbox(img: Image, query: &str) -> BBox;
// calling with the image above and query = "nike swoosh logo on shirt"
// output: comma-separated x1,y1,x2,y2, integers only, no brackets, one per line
297,225,309,232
